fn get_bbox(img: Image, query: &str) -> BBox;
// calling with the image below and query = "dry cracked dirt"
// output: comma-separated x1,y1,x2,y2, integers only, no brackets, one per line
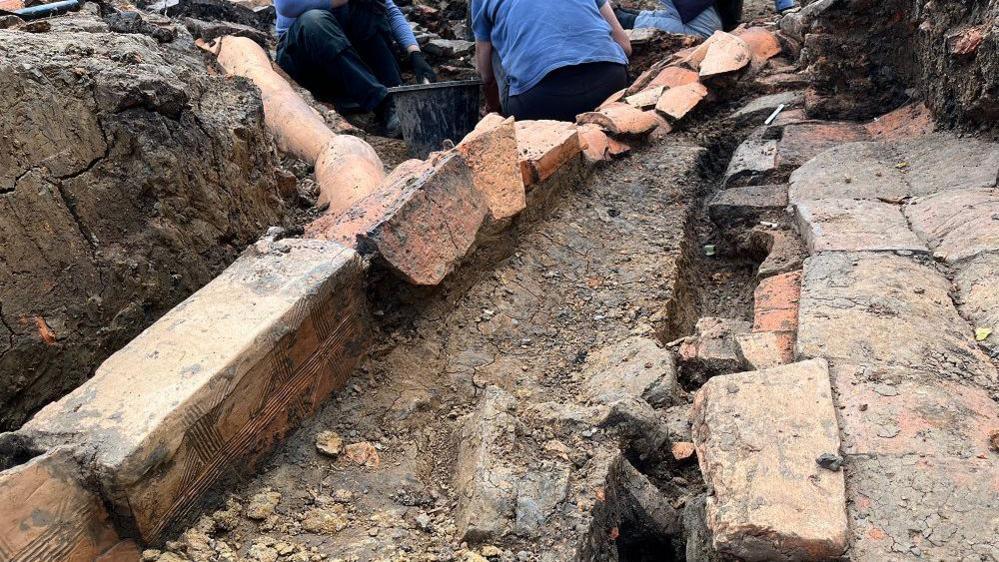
2,0,999,561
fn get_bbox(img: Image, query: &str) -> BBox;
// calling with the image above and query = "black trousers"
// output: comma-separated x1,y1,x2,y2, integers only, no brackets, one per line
276,5,402,111
507,62,629,122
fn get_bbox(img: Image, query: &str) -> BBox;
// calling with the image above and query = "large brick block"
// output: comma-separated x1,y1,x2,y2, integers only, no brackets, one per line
777,122,870,169
307,152,489,285
905,188,999,263
691,359,848,561
794,199,927,255
18,240,369,542
789,135,999,203
831,364,999,459
457,115,526,222
846,456,999,560
797,252,995,387
0,448,123,562
515,120,582,187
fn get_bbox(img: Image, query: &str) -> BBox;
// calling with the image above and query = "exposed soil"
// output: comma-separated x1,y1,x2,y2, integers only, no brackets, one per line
801,0,999,133
0,6,290,430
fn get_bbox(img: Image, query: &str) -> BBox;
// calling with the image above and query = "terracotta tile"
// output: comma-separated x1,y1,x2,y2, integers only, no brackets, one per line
577,102,661,136
654,82,709,121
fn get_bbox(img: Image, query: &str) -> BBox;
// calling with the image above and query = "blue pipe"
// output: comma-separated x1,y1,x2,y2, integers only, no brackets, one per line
14,0,79,20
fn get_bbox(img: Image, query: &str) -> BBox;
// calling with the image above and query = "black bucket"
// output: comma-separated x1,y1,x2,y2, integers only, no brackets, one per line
388,80,483,159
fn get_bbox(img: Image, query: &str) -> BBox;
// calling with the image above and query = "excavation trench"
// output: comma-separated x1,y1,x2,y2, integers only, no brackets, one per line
151,85,777,560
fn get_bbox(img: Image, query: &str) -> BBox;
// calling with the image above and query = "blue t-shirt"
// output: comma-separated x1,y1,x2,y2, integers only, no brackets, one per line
472,0,628,96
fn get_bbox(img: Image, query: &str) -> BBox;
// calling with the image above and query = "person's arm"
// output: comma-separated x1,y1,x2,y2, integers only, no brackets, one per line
599,0,632,57
476,40,501,112
274,0,336,19
385,0,419,53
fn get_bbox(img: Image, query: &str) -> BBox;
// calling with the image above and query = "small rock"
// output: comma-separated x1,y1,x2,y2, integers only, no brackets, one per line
301,506,349,535
415,512,432,530
344,442,380,467
816,453,844,471
989,430,999,453
248,542,279,562
315,431,344,458
245,490,281,520
671,441,696,461
480,545,503,558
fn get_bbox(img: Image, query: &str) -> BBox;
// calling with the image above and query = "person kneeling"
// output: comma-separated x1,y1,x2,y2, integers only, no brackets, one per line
472,0,632,122
274,0,438,137
613,0,721,38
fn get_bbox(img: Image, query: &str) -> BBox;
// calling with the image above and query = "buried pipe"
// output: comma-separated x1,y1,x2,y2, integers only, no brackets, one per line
204,36,385,215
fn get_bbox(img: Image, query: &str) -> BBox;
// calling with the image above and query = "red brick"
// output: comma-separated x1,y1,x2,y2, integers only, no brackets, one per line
777,121,870,168
577,102,661,137
515,120,582,187
654,82,709,121
753,271,801,333
864,102,935,140
457,115,526,221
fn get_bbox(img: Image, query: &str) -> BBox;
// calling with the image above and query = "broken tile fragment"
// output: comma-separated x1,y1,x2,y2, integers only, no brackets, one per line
732,26,781,64
577,123,630,163
647,66,700,89
576,102,661,137
624,86,664,109
654,82,709,121
698,31,752,77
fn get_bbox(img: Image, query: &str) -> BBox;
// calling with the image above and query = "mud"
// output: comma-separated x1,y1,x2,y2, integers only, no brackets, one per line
0,7,289,429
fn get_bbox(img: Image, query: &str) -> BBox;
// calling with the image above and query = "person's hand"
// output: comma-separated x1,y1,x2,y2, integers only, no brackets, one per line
410,51,438,83
483,80,501,114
